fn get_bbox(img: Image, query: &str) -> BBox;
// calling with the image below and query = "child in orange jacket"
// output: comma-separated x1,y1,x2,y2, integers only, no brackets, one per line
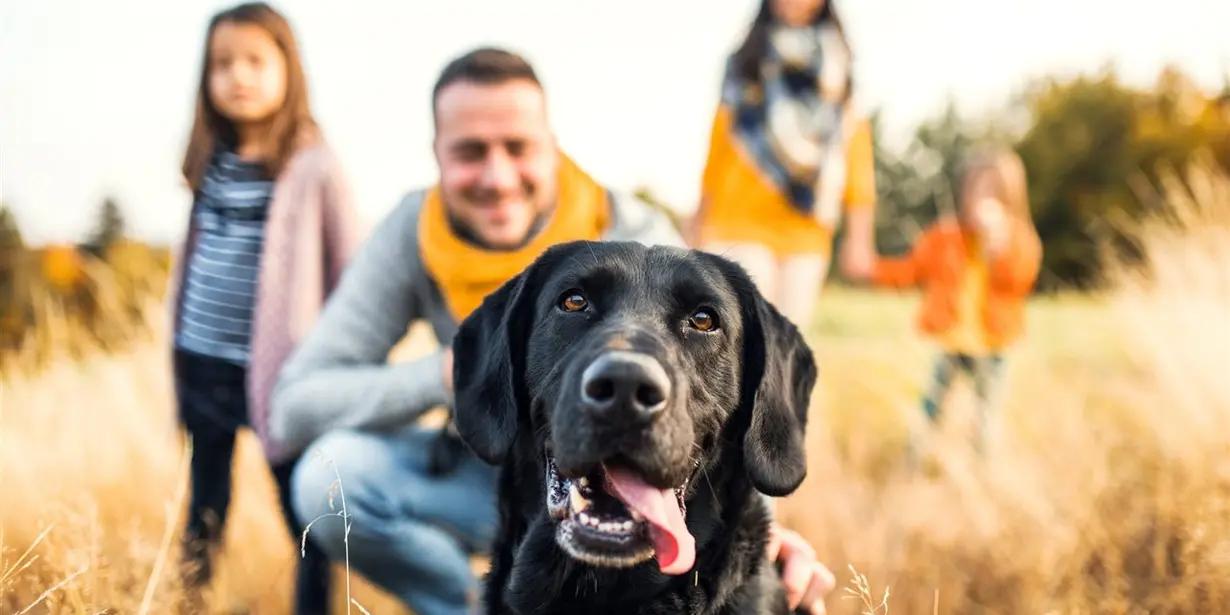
870,148,1042,443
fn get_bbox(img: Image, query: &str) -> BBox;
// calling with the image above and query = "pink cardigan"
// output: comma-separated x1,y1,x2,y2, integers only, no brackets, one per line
169,143,362,463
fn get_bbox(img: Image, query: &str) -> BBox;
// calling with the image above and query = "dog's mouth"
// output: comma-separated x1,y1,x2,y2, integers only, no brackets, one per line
545,455,695,575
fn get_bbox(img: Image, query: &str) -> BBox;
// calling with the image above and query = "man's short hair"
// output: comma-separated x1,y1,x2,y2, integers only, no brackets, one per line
432,47,542,119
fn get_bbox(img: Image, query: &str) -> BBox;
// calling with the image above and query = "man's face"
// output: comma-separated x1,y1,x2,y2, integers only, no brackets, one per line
433,79,559,250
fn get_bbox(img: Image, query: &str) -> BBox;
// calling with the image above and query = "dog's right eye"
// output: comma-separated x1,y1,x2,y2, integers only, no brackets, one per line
688,308,719,332
558,290,589,313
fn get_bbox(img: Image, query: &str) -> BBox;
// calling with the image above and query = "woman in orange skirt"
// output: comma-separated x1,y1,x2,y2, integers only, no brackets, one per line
694,0,877,327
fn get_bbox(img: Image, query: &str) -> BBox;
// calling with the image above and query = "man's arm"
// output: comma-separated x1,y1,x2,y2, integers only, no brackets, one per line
271,196,449,455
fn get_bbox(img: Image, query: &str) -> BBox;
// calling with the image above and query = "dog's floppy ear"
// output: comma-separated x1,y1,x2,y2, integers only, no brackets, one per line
452,265,538,465
709,255,817,496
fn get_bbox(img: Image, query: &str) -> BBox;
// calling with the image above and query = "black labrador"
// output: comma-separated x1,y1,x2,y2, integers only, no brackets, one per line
453,241,816,615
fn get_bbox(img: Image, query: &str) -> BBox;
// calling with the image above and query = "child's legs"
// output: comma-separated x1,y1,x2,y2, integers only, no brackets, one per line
701,242,779,304
775,252,828,328
971,354,1007,442
185,419,239,543
174,350,248,582
921,353,963,422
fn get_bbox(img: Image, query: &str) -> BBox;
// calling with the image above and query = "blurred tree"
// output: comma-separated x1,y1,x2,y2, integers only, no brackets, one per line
0,204,30,353
632,186,685,233
0,204,23,253
83,197,126,258
1017,67,1230,287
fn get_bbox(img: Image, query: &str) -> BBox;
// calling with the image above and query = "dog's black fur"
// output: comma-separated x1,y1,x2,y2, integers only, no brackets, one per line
453,241,816,615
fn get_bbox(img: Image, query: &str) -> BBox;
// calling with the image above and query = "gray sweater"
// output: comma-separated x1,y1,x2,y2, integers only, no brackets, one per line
270,189,683,455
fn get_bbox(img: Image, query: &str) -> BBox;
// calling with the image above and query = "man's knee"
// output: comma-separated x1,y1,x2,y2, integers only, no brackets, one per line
291,431,392,558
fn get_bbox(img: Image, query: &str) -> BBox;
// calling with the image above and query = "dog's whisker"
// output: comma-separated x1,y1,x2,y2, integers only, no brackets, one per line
584,240,600,269
699,460,721,510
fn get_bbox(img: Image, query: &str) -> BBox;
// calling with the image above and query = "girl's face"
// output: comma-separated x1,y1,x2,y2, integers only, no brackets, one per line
961,170,1007,233
208,21,287,125
771,0,826,27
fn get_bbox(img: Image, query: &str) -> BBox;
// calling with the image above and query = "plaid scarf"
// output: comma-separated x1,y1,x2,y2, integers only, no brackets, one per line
724,23,852,222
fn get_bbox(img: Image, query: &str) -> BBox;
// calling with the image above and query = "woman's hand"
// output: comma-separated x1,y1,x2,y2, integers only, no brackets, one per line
839,207,876,281
768,524,837,614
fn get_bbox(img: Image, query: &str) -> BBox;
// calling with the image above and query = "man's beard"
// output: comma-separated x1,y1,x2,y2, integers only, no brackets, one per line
445,204,553,251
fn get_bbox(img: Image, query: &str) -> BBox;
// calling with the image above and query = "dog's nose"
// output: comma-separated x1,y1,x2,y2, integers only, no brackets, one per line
580,351,670,425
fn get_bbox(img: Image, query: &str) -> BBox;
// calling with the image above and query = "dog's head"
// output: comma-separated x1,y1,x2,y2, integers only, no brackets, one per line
453,241,815,576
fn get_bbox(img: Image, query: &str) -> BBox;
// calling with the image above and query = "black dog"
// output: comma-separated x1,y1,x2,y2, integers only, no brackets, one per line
453,241,816,615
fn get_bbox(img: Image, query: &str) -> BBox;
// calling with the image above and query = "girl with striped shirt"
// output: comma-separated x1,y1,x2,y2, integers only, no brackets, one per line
170,3,360,608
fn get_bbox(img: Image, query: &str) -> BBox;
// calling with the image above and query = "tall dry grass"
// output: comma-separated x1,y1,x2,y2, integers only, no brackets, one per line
0,322,411,613
1,166,1228,613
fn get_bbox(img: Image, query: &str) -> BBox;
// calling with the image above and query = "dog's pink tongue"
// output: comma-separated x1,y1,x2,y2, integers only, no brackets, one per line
604,465,695,575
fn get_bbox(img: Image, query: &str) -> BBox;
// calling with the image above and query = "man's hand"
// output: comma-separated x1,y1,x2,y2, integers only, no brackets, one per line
429,347,465,476
442,347,454,394
768,524,837,614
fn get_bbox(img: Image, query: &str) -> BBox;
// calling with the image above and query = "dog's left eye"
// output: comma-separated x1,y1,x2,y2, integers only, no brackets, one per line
688,308,719,332
559,290,589,313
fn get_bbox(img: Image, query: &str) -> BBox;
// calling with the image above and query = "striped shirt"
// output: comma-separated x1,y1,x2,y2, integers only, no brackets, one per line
175,150,273,365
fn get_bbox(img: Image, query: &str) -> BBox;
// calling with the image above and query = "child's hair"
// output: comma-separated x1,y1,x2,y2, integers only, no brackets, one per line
181,2,317,192
958,146,1037,233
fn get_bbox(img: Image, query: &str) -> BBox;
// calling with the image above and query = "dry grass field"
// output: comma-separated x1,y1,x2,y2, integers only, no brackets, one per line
2,169,1228,613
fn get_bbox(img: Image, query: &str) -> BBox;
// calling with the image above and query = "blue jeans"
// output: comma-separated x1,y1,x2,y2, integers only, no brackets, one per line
291,426,499,615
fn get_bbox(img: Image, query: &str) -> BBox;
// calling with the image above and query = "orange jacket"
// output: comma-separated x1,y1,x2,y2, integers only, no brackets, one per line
873,219,1042,349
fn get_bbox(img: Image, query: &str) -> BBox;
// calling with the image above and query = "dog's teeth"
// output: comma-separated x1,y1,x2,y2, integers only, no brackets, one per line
621,521,633,531
601,522,615,532
569,482,590,512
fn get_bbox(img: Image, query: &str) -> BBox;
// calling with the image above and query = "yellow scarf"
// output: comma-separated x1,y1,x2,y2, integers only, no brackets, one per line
419,155,611,321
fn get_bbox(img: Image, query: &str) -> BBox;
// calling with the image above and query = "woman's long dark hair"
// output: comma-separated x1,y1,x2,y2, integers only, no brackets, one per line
730,0,851,86
181,2,318,192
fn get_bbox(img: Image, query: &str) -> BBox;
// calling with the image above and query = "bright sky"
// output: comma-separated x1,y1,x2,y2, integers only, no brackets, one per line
2,0,1228,244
